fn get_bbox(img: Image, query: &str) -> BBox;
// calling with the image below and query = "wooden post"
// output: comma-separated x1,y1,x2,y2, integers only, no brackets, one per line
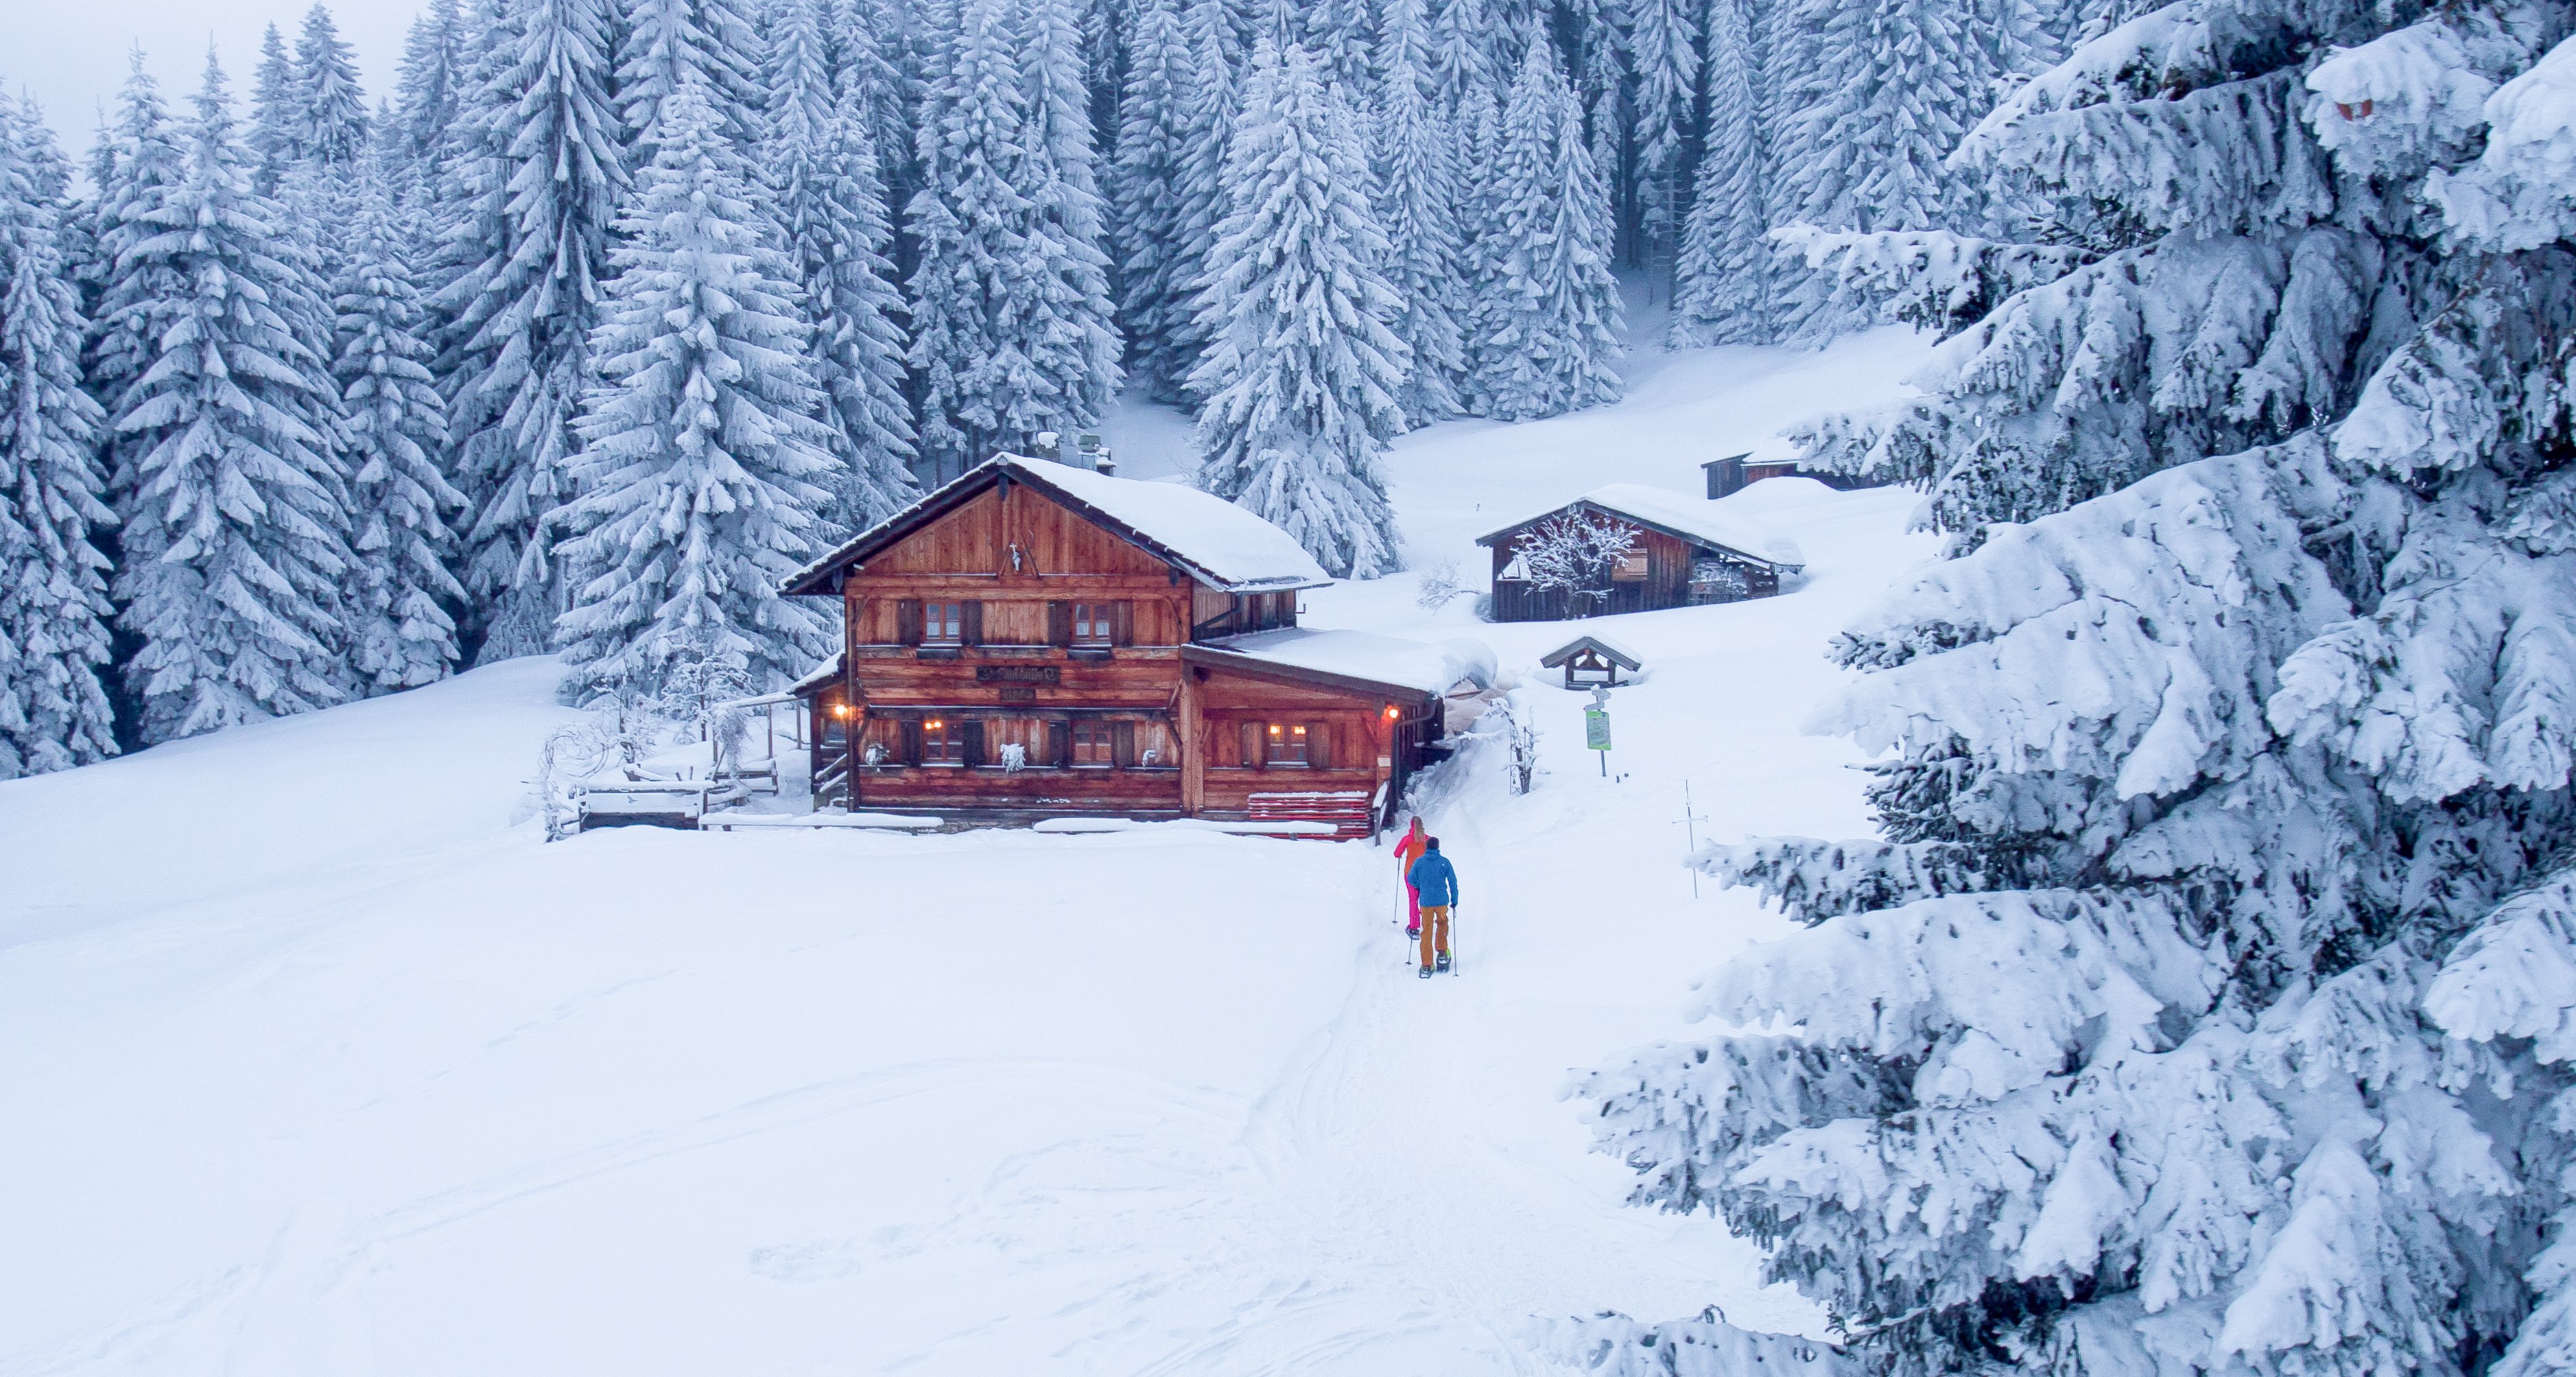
1178,665,1205,816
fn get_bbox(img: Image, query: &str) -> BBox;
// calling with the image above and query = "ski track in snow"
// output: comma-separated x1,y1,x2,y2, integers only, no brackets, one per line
0,333,1939,1375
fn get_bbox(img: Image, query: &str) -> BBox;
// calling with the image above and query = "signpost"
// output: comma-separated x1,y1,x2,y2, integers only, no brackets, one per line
1585,686,1612,775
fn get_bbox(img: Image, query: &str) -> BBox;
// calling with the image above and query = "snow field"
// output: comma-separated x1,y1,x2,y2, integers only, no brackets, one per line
1,336,1940,1374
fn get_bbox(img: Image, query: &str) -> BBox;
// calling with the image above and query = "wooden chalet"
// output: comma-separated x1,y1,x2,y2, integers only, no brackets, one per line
1701,452,1887,499
781,455,1481,835
1476,484,1806,622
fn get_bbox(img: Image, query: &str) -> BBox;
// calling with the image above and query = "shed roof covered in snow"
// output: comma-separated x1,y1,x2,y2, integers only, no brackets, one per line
1476,483,1807,571
782,454,1332,596
1539,634,1641,672
1183,629,1497,701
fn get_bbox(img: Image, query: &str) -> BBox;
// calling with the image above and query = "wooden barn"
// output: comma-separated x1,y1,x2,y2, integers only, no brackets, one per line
781,455,1489,835
1476,484,1806,622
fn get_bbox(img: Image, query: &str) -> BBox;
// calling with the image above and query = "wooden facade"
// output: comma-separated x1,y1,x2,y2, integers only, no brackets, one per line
1478,495,1797,623
783,459,1445,833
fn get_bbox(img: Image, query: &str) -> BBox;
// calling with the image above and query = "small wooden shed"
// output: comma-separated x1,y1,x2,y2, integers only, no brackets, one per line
1540,635,1642,688
1476,484,1806,622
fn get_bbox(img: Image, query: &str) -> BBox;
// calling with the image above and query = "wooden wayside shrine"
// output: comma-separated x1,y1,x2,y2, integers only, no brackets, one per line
780,454,1463,836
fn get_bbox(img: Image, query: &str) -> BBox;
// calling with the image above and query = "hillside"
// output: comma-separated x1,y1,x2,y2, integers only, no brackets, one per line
0,334,1939,1376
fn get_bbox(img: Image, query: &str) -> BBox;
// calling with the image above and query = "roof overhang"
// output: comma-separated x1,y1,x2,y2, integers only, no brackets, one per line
1180,645,1440,705
1539,635,1642,671
781,458,1334,597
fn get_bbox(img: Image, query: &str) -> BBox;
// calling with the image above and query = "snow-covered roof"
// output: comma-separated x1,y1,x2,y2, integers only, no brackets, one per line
1539,633,1642,670
1192,629,1498,698
783,454,1332,595
788,652,844,696
1478,483,1807,569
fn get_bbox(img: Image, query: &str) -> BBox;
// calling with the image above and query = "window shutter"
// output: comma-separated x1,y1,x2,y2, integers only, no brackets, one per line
1242,720,1264,770
961,719,985,767
899,719,923,765
1306,720,1330,769
1111,720,1136,767
1047,720,1070,767
1046,600,1072,646
960,600,983,646
1109,600,1134,646
895,599,922,646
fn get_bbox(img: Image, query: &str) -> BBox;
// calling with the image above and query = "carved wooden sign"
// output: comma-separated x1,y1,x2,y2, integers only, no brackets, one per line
976,665,1062,685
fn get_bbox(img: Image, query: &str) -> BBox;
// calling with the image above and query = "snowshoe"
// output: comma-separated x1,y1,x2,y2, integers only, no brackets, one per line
1436,952,1452,973
1418,965,1434,979
1406,927,1420,939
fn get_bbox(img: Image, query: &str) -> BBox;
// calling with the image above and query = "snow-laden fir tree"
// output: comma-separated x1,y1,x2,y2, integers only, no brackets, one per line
1189,40,1407,578
1371,0,1468,426
435,0,626,659
557,78,838,704
1469,37,1622,422
294,5,373,171
0,95,116,778
394,0,471,163
250,25,300,194
1426,0,1494,111
617,0,770,154
1667,0,1775,345
84,58,189,480
764,0,919,528
105,56,357,745
906,0,1122,480
1570,4,2576,1375
1622,0,1699,282
335,173,466,692
831,0,921,224
1109,0,1203,403
1165,0,1241,388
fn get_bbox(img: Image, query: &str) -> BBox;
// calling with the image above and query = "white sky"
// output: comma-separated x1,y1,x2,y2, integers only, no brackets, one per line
5,0,422,157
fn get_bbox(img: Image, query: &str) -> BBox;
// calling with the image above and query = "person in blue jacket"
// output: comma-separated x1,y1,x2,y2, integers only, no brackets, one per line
1406,838,1458,977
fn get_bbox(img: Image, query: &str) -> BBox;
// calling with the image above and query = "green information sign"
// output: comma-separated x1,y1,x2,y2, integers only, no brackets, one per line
1585,708,1612,751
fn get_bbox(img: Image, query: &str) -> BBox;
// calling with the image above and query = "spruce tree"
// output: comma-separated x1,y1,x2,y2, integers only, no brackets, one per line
1165,0,1240,390
1575,5,2576,1376
85,56,189,451
336,176,466,691
1472,38,1622,421
1371,0,1467,426
1667,0,1776,345
436,0,626,660
1189,41,1407,579
294,5,373,171
106,56,357,744
1426,0,1493,111
906,0,1120,480
764,0,920,528
250,25,300,194
617,0,770,153
1622,0,1697,282
395,0,471,163
1109,0,1203,403
831,0,922,226
0,95,117,777
557,79,840,703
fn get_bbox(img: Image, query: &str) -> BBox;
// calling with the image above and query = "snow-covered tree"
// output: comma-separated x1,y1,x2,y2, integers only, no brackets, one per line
1109,0,1203,402
249,25,300,194
436,0,626,659
1623,0,1697,281
0,95,117,777
1426,0,1494,111
1371,0,1467,425
1190,40,1407,578
106,56,357,745
617,0,770,152
831,0,921,220
394,0,471,163
764,0,919,528
294,5,373,171
1512,510,1637,613
1668,0,1776,345
1469,37,1622,421
1575,5,2576,1376
906,0,1122,480
556,79,839,704
1165,0,1241,388
335,176,466,691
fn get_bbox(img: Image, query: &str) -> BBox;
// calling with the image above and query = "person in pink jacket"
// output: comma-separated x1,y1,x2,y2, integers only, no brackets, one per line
1395,816,1428,937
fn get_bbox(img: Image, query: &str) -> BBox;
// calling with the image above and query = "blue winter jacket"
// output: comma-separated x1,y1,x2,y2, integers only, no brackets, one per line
1408,849,1460,907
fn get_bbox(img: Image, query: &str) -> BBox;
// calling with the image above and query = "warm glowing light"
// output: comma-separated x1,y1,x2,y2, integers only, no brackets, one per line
1383,705,1399,720
928,718,944,728
832,704,851,717
1268,725,1281,735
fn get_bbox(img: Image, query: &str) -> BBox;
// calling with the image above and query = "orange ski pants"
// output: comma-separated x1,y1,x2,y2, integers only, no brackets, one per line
1419,905,1451,967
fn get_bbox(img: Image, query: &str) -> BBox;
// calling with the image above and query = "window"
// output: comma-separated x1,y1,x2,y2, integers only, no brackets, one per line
1613,550,1650,581
1071,720,1114,766
922,718,963,764
923,602,963,644
1264,722,1309,766
1072,602,1112,646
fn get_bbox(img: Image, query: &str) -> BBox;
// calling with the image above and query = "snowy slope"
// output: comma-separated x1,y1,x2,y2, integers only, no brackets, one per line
0,335,1937,1376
